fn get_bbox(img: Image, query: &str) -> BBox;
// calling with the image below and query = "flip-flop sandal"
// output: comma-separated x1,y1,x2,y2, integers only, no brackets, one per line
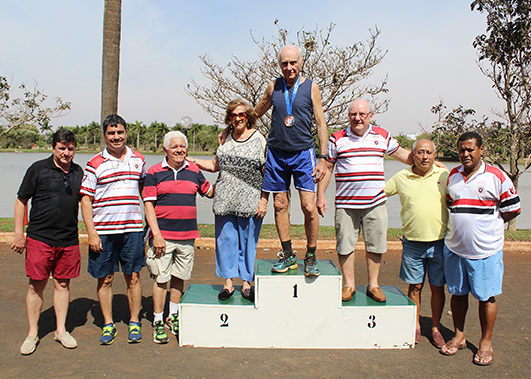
474,349,493,366
431,331,446,349
440,339,467,355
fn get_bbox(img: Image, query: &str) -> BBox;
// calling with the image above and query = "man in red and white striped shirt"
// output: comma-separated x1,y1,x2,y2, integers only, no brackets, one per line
440,132,520,365
81,114,147,345
317,99,413,303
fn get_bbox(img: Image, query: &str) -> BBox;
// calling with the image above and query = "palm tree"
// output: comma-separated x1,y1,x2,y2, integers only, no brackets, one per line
101,0,122,150
39,119,53,147
148,121,169,151
87,121,101,147
127,121,146,150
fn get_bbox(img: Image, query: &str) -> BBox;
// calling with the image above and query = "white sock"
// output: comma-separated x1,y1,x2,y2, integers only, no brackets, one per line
154,312,164,323
169,302,179,316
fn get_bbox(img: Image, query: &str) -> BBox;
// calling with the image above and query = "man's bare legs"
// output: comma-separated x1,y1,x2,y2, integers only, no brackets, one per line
272,191,319,249
97,274,115,325
273,192,291,244
299,190,318,249
408,283,423,330
53,278,71,336
441,294,468,354
152,281,167,314
124,272,142,323
153,276,184,314
477,297,497,363
338,251,382,290
366,252,382,291
430,284,445,334
169,276,184,303
408,283,445,328
338,252,355,288
26,279,48,337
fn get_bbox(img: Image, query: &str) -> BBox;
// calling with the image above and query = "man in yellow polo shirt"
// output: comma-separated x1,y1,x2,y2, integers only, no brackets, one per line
385,139,448,349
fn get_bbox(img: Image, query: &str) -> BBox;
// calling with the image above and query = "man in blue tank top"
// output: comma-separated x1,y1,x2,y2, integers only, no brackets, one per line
253,45,329,276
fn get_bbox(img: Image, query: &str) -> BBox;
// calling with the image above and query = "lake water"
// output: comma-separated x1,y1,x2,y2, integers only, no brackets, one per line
2,152,530,228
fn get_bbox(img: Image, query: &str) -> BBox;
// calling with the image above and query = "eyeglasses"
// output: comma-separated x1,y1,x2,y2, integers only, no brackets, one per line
63,173,71,190
230,112,247,120
349,112,370,119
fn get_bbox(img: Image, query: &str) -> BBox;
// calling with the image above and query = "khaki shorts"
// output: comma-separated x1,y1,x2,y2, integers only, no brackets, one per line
146,239,195,282
335,203,388,255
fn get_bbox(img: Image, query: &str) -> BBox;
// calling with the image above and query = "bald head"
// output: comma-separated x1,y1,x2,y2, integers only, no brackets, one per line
278,45,303,65
279,45,303,85
411,139,437,176
348,99,373,136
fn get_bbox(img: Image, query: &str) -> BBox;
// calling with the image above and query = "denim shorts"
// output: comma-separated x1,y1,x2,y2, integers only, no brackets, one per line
262,148,316,192
443,245,503,301
400,238,445,287
88,232,145,278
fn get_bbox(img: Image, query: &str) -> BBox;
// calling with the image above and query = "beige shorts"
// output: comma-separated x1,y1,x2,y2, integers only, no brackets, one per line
335,203,388,255
146,239,195,282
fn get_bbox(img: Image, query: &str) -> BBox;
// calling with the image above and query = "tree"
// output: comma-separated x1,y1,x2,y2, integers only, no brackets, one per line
429,1,530,229
0,76,71,137
101,0,122,148
127,121,146,150
3,124,42,149
147,121,169,151
40,119,53,146
195,124,221,151
86,121,101,147
186,23,388,135
472,0,530,229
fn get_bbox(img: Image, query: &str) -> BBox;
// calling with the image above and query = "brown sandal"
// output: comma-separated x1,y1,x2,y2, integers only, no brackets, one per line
440,339,467,355
474,349,493,366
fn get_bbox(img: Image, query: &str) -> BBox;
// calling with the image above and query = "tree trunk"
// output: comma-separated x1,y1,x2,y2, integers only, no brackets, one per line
100,0,122,150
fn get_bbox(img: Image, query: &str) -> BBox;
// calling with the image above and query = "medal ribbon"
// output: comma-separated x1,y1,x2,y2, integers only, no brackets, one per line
284,75,301,117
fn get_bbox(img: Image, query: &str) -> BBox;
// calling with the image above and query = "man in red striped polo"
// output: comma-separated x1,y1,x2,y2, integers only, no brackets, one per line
81,114,147,345
143,131,213,343
317,99,413,303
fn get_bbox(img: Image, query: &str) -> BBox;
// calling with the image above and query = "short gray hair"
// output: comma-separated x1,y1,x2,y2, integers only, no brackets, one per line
278,45,304,66
163,131,188,149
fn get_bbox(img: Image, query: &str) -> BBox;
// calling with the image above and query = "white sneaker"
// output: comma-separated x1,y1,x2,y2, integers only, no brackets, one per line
54,331,78,349
20,336,39,355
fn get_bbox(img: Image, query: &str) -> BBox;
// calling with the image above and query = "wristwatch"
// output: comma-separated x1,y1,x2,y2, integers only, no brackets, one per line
318,154,327,159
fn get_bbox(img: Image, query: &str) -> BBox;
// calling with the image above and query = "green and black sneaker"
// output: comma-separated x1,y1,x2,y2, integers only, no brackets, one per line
152,321,169,344
271,251,298,273
304,254,320,277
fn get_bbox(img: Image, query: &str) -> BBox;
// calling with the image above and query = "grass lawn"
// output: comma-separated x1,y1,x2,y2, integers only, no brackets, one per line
2,218,530,242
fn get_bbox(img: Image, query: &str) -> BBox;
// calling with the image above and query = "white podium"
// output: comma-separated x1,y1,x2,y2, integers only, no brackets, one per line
179,259,416,349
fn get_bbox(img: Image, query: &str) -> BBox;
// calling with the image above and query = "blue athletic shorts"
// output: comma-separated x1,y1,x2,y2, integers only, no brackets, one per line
262,148,316,192
88,232,145,278
443,245,503,301
400,238,445,287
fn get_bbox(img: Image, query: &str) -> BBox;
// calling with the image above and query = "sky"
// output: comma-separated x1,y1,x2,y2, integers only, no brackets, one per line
1,0,505,136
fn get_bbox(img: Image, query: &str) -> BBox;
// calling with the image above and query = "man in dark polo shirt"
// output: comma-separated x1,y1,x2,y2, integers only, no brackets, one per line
11,129,84,355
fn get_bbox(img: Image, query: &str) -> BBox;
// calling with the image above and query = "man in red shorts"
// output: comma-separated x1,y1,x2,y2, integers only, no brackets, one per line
11,129,84,355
